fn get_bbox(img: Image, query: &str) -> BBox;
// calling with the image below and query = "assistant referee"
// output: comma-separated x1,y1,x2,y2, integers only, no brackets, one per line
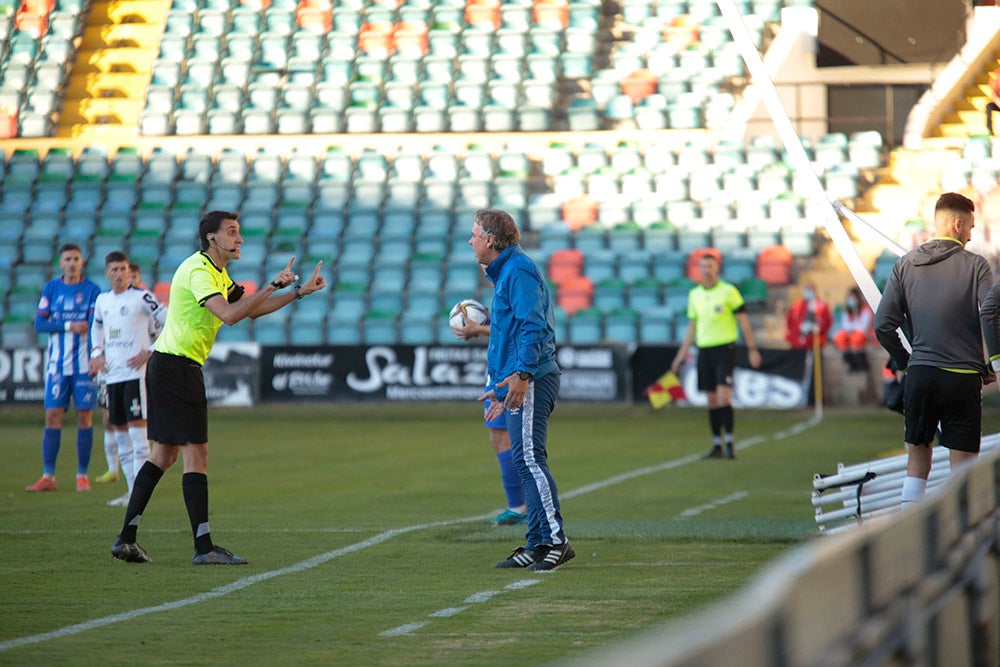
671,253,761,459
111,210,327,564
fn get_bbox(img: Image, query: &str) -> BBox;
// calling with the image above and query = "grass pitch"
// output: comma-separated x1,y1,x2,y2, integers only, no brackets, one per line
3,401,996,665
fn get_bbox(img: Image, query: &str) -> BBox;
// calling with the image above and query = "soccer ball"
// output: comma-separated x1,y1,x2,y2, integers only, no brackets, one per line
449,298,489,329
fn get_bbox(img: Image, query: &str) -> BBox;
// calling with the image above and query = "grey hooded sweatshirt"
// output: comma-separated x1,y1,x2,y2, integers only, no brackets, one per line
874,237,993,375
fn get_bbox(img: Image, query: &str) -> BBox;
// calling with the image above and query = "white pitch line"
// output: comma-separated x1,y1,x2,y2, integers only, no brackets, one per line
0,416,819,653
381,580,542,637
679,491,749,518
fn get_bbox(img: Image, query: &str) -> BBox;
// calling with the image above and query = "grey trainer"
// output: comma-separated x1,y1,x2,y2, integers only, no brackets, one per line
192,546,248,565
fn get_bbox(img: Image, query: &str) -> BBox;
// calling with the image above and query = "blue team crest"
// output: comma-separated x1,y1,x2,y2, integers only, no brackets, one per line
75,292,85,305
119,305,129,316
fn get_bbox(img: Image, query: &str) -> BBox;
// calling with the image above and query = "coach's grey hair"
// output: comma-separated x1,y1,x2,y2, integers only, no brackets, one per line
473,209,520,252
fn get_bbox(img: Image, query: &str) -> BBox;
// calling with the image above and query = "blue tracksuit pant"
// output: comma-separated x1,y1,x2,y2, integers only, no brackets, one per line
505,372,565,549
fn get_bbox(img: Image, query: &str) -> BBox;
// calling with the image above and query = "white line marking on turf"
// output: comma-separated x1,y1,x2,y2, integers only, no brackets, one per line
679,491,749,518
380,622,430,637
0,416,819,653
380,580,541,637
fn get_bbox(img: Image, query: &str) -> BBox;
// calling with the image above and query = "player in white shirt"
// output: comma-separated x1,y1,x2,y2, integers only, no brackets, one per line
94,263,161,487
89,252,167,507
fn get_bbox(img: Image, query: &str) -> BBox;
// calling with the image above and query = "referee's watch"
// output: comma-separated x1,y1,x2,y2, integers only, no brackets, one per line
516,371,532,381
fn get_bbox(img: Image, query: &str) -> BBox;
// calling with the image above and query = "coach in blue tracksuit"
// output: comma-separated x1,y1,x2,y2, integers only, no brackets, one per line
469,208,575,572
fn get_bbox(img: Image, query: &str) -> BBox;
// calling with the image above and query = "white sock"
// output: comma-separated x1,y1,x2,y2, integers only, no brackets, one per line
129,426,151,492
114,431,134,493
901,476,927,504
104,429,118,473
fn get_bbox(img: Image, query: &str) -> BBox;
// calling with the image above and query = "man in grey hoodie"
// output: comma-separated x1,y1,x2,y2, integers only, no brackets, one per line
874,192,994,504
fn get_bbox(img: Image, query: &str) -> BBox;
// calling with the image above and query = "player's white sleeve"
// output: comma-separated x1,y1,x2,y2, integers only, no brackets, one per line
143,289,168,340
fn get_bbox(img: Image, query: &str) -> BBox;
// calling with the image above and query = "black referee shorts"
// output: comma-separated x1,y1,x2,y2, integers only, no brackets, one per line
903,365,982,453
146,351,208,446
696,343,736,393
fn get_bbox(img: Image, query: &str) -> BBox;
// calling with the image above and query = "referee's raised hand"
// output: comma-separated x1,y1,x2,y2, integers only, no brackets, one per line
299,260,327,296
270,257,298,289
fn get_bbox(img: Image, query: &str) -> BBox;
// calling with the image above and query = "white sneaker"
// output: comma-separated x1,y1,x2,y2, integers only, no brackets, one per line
107,493,130,507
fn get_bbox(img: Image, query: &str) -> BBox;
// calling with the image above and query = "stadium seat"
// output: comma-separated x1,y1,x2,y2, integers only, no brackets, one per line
604,307,638,343
593,277,627,314
756,245,793,286
567,307,602,344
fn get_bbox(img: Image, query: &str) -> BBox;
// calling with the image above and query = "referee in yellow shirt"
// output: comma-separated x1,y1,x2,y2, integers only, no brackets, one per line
671,253,761,459
111,210,326,564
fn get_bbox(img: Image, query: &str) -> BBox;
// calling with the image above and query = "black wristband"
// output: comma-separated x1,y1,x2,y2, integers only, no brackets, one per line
270,279,283,289
294,285,303,300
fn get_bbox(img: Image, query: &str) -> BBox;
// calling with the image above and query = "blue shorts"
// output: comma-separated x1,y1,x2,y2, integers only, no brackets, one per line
44,372,97,411
484,397,506,429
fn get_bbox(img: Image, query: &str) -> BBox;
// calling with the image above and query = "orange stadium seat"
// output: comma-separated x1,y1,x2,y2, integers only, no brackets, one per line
152,281,171,306
465,0,500,29
561,195,599,231
533,0,568,28
755,245,793,286
547,248,584,286
556,274,594,316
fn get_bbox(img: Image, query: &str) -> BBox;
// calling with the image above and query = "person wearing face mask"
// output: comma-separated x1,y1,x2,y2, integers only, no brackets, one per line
833,285,874,372
785,282,832,350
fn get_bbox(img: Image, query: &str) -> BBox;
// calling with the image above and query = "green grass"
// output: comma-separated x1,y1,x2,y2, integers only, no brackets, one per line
2,402,996,665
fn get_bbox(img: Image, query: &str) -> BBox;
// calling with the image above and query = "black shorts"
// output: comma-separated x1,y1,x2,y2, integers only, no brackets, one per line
106,378,146,426
696,343,736,392
146,351,208,446
903,365,982,453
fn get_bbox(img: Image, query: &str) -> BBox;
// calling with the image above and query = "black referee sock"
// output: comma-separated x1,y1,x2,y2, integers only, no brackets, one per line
708,407,724,438
721,405,734,434
121,461,164,544
182,473,213,555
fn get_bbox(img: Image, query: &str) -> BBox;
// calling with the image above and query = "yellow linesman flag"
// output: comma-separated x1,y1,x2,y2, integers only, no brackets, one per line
644,371,686,409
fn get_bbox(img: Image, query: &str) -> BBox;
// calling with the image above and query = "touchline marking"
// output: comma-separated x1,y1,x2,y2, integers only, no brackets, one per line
679,491,749,518
0,519,476,654
380,580,542,637
1,416,818,653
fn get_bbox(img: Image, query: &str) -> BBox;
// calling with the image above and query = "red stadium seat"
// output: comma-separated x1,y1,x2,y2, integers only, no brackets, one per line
465,0,500,29
561,196,599,231
297,7,332,33
393,21,428,57
153,281,171,306
547,248,584,286
556,274,594,315
533,0,568,28
358,21,395,57
755,245,793,286
15,9,48,38
621,69,658,104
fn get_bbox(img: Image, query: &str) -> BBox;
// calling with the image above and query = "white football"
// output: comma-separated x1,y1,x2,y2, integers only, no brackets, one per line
449,298,489,329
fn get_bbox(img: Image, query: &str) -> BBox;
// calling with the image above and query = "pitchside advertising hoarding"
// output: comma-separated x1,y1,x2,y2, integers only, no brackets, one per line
1,344,807,407
630,346,811,408
260,344,628,402
0,344,260,407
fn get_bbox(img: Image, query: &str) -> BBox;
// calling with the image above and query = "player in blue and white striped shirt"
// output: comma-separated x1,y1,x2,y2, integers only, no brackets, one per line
26,243,102,493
